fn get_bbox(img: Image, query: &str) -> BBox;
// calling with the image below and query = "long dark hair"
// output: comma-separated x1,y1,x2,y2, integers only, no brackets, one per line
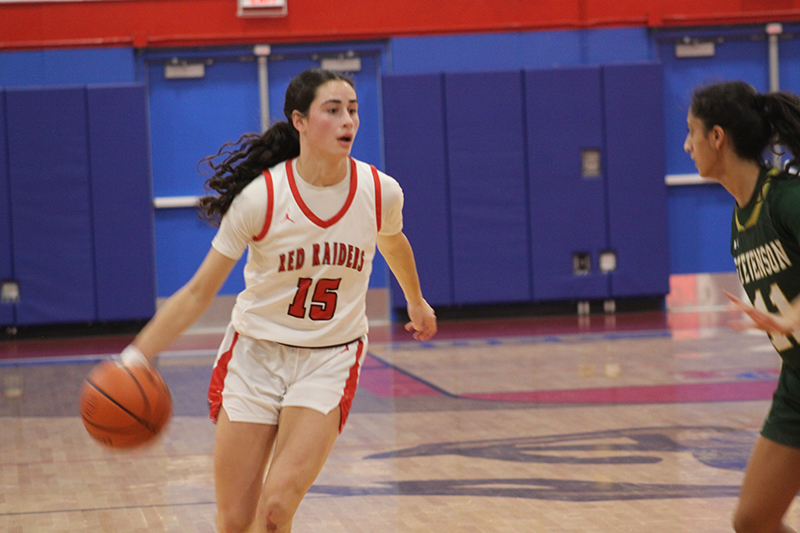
690,81,800,170
198,69,354,224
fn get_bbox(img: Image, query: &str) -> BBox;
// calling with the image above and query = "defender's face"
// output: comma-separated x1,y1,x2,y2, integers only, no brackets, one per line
684,112,717,178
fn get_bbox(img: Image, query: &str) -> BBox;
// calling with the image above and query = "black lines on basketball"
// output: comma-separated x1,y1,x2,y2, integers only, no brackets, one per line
79,361,172,449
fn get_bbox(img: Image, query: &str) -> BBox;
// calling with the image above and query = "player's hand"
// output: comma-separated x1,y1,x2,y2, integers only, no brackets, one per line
118,345,151,368
725,291,795,334
405,299,437,342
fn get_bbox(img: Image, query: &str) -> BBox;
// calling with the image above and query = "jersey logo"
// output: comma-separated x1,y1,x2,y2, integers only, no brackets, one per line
282,209,295,224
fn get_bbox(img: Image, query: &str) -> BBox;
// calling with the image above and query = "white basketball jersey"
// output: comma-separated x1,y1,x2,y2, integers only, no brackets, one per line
216,157,386,347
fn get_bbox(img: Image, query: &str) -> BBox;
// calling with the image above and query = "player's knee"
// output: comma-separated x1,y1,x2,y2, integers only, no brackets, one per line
262,492,298,532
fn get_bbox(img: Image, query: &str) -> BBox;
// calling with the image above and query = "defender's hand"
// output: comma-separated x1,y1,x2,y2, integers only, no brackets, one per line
725,291,795,334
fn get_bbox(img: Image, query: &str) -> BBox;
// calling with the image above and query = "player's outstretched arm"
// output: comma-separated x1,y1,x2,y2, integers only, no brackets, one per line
131,247,238,363
377,231,437,342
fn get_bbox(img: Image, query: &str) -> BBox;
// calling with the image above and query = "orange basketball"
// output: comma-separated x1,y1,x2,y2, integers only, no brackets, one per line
79,360,172,449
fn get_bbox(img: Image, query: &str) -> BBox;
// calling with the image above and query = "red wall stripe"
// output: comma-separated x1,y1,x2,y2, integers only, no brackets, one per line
2,0,800,50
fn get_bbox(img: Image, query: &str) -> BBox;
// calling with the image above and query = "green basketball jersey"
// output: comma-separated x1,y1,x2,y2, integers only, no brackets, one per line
732,166,800,370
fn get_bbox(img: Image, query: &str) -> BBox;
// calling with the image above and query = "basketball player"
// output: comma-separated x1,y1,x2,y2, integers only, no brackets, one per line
685,81,800,533
118,69,437,532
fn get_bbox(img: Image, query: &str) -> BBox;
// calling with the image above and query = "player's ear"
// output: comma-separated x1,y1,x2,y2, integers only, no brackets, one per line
711,125,725,150
292,110,306,134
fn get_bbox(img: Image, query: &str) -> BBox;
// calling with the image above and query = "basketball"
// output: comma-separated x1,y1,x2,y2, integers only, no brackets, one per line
79,360,172,449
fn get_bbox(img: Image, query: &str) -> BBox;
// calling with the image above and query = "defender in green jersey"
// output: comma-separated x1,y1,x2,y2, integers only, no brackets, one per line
731,167,800,370
686,81,800,533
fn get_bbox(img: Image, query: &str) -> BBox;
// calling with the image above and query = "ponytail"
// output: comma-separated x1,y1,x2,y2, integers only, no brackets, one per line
762,91,800,170
198,121,299,225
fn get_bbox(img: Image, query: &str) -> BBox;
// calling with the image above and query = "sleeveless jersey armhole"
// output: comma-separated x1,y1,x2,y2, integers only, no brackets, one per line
253,170,274,242
370,165,382,233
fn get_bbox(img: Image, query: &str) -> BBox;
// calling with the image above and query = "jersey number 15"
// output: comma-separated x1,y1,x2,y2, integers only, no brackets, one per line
288,278,341,321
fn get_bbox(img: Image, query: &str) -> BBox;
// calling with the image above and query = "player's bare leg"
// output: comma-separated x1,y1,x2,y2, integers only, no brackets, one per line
214,408,278,533
251,406,341,533
733,436,800,533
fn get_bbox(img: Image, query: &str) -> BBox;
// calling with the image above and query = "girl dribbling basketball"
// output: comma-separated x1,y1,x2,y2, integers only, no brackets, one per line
118,68,437,532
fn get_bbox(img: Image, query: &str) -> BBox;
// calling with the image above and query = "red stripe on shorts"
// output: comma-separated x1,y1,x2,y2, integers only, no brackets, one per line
338,339,364,433
207,331,239,423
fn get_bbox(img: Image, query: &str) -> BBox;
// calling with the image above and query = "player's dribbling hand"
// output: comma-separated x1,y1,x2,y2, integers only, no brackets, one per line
119,345,152,368
725,291,796,334
405,299,437,342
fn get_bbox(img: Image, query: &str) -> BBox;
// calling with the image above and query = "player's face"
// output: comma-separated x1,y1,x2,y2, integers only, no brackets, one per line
684,112,718,178
297,80,359,158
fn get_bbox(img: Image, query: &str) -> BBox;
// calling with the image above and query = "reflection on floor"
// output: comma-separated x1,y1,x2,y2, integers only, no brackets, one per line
1,301,796,532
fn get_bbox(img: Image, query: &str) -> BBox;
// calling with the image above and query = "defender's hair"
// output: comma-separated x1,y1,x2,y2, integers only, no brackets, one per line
690,81,800,169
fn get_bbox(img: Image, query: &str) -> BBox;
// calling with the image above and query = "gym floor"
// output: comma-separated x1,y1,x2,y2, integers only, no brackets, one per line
1,279,797,532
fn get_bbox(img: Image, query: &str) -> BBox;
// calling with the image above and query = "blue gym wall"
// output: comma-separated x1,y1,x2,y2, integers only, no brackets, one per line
0,48,138,86
0,26,789,299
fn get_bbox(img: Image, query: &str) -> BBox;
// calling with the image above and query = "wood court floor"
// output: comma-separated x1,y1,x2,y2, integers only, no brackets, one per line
2,303,799,532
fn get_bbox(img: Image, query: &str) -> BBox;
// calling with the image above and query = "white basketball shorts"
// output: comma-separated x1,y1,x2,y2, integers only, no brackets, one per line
208,323,367,432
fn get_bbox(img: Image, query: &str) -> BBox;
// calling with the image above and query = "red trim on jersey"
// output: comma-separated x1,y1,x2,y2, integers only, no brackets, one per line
370,165,382,233
253,171,274,242
207,331,239,423
338,339,364,433
286,158,357,228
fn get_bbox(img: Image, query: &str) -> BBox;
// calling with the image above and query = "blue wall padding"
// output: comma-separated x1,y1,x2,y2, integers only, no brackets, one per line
382,73,453,308
0,92,14,326
6,87,96,325
87,85,156,321
604,63,670,297
525,67,610,301
445,71,531,304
